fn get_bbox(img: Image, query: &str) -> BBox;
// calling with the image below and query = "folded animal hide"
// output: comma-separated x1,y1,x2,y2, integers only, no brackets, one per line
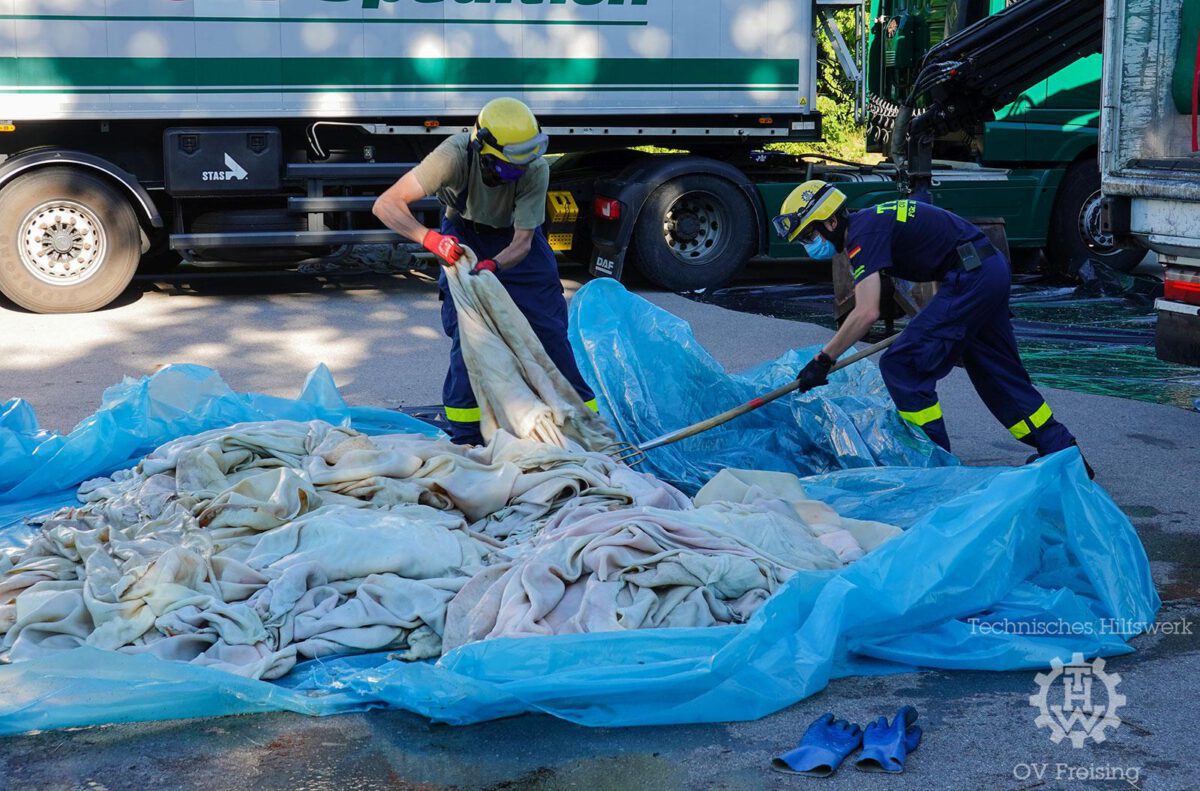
443,249,617,452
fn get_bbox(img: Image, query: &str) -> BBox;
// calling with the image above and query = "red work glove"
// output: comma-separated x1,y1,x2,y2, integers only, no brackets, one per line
422,230,463,266
470,259,498,277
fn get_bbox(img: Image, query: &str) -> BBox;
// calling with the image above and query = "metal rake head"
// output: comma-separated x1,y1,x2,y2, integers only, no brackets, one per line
604,441,647,468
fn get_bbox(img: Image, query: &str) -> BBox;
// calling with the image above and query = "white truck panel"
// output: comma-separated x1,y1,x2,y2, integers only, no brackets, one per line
1102,0,1200,364
0,0,14,62
1102,0,1194,188
1,0,815,121
1102,0,1200,250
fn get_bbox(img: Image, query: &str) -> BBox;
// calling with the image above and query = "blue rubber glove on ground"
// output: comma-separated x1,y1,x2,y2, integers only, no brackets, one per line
856,705,922,773
772,713,863,777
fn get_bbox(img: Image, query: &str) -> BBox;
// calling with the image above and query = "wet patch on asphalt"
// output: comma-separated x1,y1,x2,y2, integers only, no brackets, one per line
685,263,1200,411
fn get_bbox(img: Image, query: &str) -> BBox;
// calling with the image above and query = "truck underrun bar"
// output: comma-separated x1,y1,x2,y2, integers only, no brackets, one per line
285,196,440,213
285,163,415,180
892,0,1104,193
169,229,404,250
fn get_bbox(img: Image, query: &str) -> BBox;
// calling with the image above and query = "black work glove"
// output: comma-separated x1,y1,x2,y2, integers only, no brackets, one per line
795,352,834,392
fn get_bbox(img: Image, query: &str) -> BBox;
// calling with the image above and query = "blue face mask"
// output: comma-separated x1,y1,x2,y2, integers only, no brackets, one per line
803,235,836,260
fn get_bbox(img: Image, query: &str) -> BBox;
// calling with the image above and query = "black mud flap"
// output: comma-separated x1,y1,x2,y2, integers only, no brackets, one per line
589,241,626,280
1156,305,1200,366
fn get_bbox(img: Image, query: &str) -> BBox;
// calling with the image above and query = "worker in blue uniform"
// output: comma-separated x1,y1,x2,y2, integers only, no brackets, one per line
374,97,596,445
772,180,1092,476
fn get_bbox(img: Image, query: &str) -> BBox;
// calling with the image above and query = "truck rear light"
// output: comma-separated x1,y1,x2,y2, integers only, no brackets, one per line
1164,277,1200,305
593,196,621,221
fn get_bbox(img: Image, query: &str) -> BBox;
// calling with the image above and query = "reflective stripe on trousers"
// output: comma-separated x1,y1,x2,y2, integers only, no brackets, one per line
443,399,598,425
444,405,482,424
1008,402,1053,440
898,401,943,427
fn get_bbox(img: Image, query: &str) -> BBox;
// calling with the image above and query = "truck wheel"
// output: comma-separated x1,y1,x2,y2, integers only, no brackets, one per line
1047,161,1145,274
630,174,756,291
0,168,141,313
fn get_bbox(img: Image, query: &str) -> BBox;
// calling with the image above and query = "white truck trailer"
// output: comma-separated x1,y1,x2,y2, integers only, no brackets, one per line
1101,0,1200,364
0,0,835,312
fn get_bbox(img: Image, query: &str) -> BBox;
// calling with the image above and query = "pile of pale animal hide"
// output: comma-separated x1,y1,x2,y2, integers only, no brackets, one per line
0,253,900,679
0,422,899,679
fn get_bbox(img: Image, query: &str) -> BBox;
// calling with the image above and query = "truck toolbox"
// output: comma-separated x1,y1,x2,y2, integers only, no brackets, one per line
164,128,282,196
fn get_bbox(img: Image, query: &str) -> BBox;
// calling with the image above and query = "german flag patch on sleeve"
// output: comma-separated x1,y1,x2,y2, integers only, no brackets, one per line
848,244,862,259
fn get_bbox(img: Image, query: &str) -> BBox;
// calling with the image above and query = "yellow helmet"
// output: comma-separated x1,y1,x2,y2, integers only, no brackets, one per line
773,180,847,242
472,97,549,166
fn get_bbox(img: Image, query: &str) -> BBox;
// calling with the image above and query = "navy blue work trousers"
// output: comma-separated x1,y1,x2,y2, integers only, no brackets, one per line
878,254,1076,456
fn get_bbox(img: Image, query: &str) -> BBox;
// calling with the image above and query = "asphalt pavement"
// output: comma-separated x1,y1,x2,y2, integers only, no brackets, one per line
0,263,1197,790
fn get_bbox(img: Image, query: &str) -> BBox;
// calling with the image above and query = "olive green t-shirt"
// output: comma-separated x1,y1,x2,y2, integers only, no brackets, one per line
412,133,549,230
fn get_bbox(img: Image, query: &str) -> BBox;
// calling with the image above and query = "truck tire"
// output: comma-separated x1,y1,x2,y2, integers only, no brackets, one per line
0,167,141,313
1047,160,1145,274
630,174,756,291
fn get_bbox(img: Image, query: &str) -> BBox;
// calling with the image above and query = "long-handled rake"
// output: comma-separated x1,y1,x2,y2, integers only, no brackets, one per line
610,334,899,468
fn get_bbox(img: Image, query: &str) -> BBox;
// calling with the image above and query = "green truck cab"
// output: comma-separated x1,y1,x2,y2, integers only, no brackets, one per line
851,0,1142,273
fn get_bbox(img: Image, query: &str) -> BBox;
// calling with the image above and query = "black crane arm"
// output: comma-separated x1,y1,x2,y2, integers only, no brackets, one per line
892,0,1104,195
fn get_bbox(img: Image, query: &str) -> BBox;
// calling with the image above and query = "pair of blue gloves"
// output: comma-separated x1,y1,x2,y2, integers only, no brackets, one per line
772,706,922,777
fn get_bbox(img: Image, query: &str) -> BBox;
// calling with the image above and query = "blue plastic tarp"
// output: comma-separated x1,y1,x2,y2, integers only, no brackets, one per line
0,286,1159,735
568,279,957,494
0,454,1158,735
0,363,442,508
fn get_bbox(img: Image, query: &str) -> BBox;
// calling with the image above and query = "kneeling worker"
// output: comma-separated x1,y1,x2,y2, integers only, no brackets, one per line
773,181,1092,475
374,97,596,445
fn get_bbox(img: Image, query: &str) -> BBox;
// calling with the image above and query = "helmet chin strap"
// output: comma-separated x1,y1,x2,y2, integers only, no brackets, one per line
476,148,506,188
820,212,848,251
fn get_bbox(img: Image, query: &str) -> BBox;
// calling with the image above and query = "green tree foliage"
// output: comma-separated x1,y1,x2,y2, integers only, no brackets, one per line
771,7,872,162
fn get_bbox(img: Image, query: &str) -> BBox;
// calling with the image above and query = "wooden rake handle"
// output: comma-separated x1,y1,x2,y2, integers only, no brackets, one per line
636,334,900,453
